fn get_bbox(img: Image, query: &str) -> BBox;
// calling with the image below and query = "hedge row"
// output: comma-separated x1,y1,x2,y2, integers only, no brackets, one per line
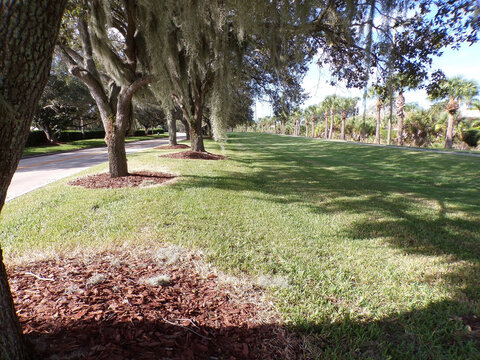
25,128,165,147
462,128,480,147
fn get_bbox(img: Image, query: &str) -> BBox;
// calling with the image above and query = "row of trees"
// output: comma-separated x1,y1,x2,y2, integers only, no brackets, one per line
257,76,480,149
1,1,479,358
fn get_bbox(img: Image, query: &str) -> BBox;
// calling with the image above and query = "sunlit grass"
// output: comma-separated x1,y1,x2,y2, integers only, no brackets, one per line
3,133,480,359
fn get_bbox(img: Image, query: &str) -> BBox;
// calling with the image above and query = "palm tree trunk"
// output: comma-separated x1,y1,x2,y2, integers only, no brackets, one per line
324,112,329,138
396,92,405,146
445,99,459,149
329,108,334,139
340,110,347,140
375,99,382,144
387,93,393,145
445,113,455,149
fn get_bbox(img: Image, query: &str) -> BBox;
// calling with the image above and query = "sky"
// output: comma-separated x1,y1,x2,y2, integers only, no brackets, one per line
254,41,480,120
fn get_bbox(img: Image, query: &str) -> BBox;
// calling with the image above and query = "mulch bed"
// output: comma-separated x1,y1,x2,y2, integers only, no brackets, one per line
8,249,306,360
68,171,176,189
159,151,227,160
154,144,190,150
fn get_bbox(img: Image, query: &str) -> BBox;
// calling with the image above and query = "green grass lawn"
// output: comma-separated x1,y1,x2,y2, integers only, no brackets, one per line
22,133,168,157
3,132,480,359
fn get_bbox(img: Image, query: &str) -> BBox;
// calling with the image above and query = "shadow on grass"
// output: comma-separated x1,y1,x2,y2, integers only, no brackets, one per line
169,132,480,358
27,301,480,359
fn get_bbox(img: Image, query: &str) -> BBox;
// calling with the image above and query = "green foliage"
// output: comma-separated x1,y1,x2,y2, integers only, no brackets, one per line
428,76,479,103
25,131,49,147
462,128,480,147
404,108,444,147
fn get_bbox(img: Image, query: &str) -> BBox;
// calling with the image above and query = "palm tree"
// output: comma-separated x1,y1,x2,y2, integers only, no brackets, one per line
375,98,383,144
396,91,405,145
323,95,340,139
337,97,359,140
291,108,303,136
304,105,321,138
317,101,330,138
429,76,479,149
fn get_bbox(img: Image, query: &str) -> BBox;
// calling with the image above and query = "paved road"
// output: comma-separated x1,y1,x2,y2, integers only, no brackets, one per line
6,134,186,202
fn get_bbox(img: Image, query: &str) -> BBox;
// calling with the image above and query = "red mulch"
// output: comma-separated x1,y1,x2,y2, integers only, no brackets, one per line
154,144,190,150
8,250,305,360
159,151,226,160
68,171,176,189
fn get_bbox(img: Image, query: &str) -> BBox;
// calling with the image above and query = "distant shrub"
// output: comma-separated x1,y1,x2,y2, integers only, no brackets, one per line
57,129,105,141
25,130,49,147
461,128,480,147
26,128,165,148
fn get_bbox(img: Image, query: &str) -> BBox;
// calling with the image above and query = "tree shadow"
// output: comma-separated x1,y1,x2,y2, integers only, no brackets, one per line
27,319,307,360
26,299,480,360
165,133,480,357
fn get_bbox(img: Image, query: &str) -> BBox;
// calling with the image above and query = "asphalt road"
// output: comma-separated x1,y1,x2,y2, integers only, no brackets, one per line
6,134,186,202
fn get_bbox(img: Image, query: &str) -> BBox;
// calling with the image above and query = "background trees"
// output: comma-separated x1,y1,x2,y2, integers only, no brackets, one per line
58,0,152,177
428,76,479,148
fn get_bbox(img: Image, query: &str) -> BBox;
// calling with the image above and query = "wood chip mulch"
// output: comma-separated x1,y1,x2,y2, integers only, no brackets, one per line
68,171,176,189
8,249,307,360
154,144,190,150
159,151,227,160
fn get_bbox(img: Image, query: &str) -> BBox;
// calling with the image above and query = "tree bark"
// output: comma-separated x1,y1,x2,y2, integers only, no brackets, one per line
445,113,455,149
189,116,205,152
340,113,346,140
375,99,382,144
311,118,315,138
396,92,405,146
387,93,393,145
168,110,177,146
41,125,57,144
324,112,328,138
0,1,67,359
180,117,190,140
106,131,128,177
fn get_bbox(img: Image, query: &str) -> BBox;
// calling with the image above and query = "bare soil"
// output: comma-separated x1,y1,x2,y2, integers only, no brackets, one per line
159,151,227,160
8,248,308,359
154,144,190,150
68,171,176,189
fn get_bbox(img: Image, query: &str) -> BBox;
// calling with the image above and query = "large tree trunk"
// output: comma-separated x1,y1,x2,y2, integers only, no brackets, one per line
180,117,190,140
168,111,177,146
106,130,128,177
311,117,315,138
189,117,205,152
0,1,67,359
